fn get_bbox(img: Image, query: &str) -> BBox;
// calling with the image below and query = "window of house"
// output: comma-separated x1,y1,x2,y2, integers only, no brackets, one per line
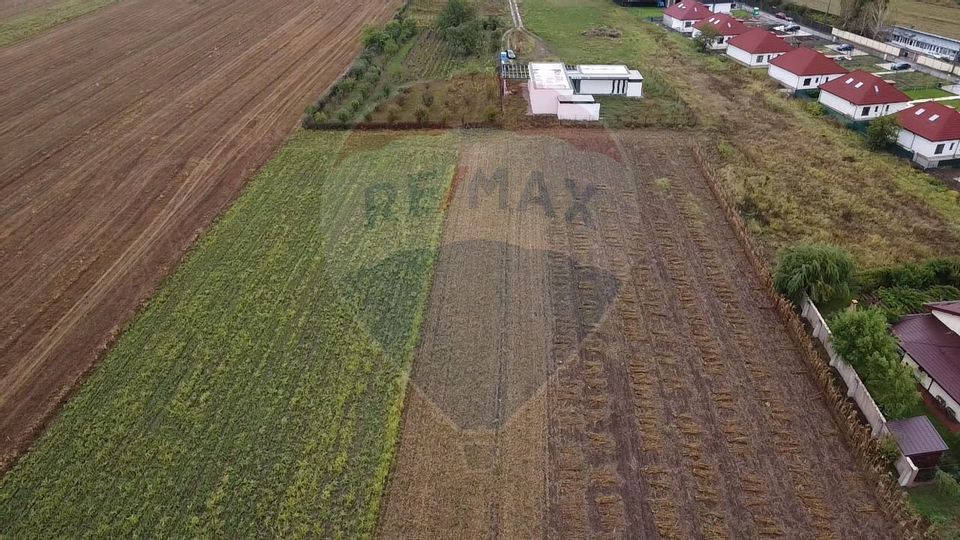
935,143,945,154
803,78,811,86
861,106,870,116
950,142,956,150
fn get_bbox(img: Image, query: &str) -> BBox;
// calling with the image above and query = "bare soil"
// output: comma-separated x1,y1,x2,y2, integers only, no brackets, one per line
0,0,398,470
378,129,898,538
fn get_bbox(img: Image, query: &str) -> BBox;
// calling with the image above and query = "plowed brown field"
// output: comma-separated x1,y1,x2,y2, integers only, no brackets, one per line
0,0,398,470
378,129,897,538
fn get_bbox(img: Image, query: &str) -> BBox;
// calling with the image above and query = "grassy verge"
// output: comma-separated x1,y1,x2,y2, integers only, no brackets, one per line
0,130,458,537
0,0,116,47
908,484,960,537
523,0,960,267
905,88,955,100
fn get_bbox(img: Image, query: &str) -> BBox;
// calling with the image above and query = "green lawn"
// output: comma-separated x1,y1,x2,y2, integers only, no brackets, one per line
939,99,960,109
834,53,884,72
906,88,955,100
0,0,117,47
731,8,753,18
0,131,458,537
909,484,960,538
881,70,945,91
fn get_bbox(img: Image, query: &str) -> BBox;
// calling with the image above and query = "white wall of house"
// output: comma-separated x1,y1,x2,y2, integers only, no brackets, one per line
691,29,734,49
706,2,732,13
904,352,960,420
897,130,960,166
768,65,845,91
727,45,785,67
528,82,572,115
664,14,697,33
818,90,908,120
580,79,614,94
557,101,600,121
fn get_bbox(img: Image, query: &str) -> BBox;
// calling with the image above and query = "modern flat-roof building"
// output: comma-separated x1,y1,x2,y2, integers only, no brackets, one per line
889,26,960,62
526,63,642,120
566,64,643,97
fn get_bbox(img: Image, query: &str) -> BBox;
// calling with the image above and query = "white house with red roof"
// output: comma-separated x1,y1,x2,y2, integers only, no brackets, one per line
817,70,911,121
896,102,960,168
725,29,793,67
691,14,748,50
767,47,848,92
663,1,712,33
893,301,960,421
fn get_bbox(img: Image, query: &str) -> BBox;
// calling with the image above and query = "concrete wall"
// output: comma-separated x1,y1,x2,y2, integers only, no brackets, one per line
527,82,571,115
832,28,901,57
916,54,960,76
896,455,920,487
801,298,889,438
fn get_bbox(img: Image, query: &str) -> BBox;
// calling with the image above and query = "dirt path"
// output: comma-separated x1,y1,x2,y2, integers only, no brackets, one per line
378,129,898,538
0,0,399,470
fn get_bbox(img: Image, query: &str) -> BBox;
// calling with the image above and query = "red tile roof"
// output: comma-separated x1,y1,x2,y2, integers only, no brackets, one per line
693,13,748,36
663,1,712,21
897,103,960,142
768,47,848,76
727,28,792,54
818,70,910,106
892,313,960,403
887,416,949,456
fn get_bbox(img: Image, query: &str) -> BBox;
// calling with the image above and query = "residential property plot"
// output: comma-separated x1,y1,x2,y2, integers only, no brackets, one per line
0,0,399,471
0,131,457,537
379,129,898,538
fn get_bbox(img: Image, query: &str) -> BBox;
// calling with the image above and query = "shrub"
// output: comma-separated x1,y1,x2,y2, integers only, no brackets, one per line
444,20,483,56
873,285,960,322
386,106,400,124
421,93,434,107
301,113,318,130
337,109,352,123
314,111,327,124
830,308,920,418
773,243,855,305
381,85,393,99
437,0,477,32
801,101,825,117
384,38,399,55
484,108,498,123
350,99,363,112
338,79,355,96
865,115,899,151
415,106,429,124
937,470,960,498
362,25,389,54
349,58,369,79
693,25,721,52
877,435,901,466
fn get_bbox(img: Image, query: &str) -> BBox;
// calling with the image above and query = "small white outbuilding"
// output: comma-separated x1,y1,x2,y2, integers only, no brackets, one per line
557,95,601,121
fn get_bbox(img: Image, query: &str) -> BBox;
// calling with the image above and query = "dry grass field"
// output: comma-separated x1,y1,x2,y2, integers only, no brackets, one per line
377,129,897,538
790,0,960,39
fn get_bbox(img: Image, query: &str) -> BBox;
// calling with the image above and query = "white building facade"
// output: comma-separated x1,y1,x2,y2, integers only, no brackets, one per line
768,64,845,91
726,45,787,67
818,91,910,120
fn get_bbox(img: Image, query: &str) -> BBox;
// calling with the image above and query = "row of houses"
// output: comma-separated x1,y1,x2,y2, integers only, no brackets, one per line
667,4,960,168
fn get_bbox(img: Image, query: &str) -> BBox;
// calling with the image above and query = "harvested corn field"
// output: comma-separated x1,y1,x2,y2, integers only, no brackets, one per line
378,129,897,538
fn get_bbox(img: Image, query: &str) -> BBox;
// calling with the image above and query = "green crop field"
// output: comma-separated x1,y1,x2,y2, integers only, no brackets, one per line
0,0,117,46
0,131,457,537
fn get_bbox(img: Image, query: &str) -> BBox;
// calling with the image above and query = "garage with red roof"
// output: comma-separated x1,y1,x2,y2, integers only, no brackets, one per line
817,70,911,121
725,29,793,67
768,47,848,92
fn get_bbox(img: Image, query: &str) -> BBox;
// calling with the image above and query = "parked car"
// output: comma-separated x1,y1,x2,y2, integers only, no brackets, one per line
506,49,517,60
836,43,853,52
890,62,910,70
784,24,800,32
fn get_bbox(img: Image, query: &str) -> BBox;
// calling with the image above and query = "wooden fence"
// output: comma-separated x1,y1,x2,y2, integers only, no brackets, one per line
691,144,927,537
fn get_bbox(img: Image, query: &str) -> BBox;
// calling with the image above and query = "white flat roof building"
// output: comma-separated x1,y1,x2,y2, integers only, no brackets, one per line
528,63,574,115
526,62,643,118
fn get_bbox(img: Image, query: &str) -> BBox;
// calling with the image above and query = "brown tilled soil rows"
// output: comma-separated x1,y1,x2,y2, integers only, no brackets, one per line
379,129,897,538
0,0,399,469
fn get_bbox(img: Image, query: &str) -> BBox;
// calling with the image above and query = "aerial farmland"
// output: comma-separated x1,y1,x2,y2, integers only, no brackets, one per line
1,0,959,536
